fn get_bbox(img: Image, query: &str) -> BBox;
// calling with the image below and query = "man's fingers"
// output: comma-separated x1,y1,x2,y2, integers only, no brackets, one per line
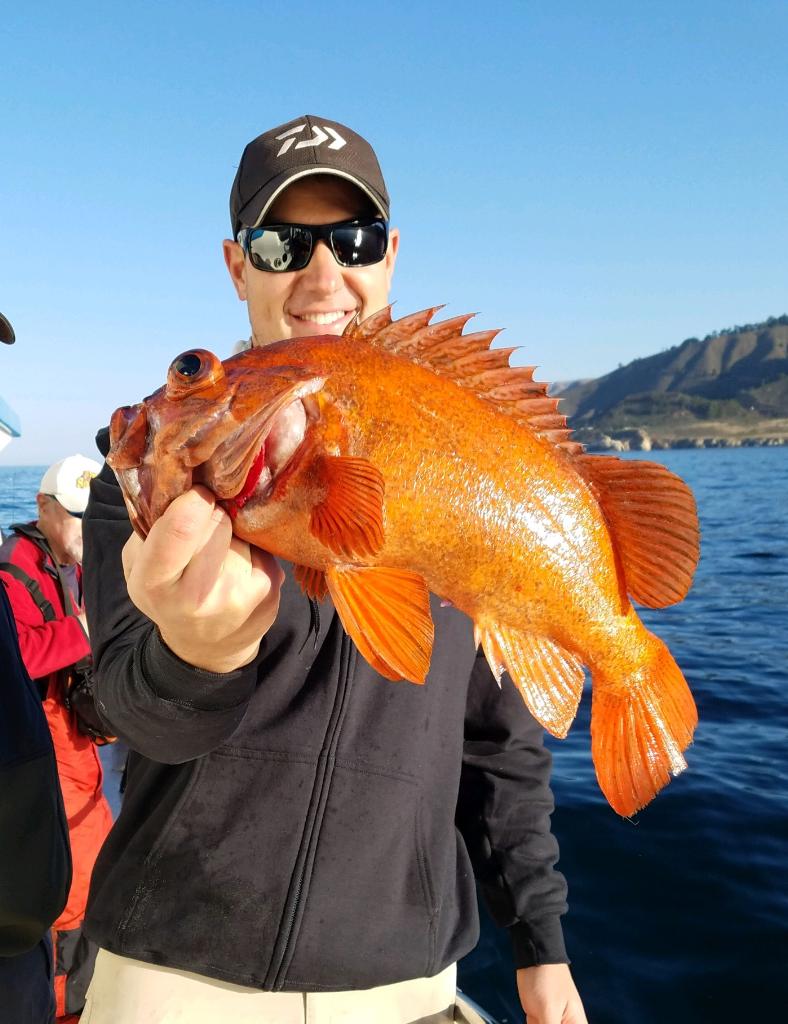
135,487,220,587
245,547,285,629
218,540,285,619
121,532,144,583
249,546,286,589
122,488,285,671
178,506,235,603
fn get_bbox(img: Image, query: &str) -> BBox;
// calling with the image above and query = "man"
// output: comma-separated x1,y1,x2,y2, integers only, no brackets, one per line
1,309,72,1024
0,454,113,1022
81,115,587,1023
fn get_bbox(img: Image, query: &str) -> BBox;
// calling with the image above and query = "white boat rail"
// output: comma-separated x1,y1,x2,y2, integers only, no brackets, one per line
456,989,503,1024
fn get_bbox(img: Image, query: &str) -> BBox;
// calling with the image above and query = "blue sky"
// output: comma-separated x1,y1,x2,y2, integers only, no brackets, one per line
1,1,786,465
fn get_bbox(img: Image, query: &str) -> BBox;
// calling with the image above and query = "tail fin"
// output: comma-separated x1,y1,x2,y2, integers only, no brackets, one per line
591,632,697,816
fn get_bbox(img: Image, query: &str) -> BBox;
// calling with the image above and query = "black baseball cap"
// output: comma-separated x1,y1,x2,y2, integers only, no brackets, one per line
230,114,390,239
0,312,15,345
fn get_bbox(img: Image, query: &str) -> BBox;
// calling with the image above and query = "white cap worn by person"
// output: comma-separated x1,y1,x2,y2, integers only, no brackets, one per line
40,455,102,515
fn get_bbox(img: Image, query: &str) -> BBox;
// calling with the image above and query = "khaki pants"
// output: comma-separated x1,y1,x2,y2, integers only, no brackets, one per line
82,950,484,1024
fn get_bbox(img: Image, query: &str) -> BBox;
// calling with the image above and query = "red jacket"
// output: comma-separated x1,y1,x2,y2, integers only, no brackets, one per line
0,525,113,1018
0,528,91,678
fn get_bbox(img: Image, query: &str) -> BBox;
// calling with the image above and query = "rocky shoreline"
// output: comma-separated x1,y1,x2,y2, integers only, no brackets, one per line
575,427,787,452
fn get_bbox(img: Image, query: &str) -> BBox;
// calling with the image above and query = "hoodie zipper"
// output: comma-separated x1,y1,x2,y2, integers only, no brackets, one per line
266,632,356,989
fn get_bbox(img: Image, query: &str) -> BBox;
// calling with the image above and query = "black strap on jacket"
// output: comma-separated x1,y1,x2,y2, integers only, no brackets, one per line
0,525,85,699
3,523,80,617
0,562,58,622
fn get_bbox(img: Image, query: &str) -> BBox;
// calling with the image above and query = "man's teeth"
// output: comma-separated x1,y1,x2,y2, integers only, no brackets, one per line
295,311,349,325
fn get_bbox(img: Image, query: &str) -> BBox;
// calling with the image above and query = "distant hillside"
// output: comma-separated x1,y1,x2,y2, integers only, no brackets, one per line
556,316,788,445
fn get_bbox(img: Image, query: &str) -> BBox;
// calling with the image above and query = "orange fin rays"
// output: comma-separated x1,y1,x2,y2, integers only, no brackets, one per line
477,622,585,737
578,455,700,607
344,304,393,340
361,306,445,350
350,306,583,454
591,632,698,817
326,566,434,683
309,456,386,559
293,564,328,601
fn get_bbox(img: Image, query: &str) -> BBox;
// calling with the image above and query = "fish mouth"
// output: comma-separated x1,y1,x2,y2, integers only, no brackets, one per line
198,379,323,518
223,398,312,518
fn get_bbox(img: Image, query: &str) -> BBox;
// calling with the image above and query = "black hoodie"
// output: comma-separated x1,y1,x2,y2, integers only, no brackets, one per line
81,448,568,991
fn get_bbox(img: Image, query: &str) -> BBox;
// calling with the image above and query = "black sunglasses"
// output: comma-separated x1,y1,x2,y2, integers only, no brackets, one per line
237,218,389,273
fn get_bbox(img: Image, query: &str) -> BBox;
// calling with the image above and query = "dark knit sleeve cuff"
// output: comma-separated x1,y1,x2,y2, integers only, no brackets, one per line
509,917,569,968
142,628,259,711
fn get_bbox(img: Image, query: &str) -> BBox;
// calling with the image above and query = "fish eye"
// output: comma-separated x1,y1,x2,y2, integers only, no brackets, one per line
166,349,225,398
173,352,203,377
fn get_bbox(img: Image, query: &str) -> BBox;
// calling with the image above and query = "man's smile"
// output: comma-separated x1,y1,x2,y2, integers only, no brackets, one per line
288,309,356,330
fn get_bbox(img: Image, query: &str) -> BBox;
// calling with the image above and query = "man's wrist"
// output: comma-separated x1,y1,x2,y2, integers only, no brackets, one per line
158,629,260,675
143,629,260,710
509,916,568,968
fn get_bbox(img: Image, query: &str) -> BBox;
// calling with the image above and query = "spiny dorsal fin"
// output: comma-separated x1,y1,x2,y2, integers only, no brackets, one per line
350,305,393,340
345,306,582,454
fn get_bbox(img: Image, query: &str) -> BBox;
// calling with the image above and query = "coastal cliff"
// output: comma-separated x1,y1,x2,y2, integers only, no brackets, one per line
553,316,788,450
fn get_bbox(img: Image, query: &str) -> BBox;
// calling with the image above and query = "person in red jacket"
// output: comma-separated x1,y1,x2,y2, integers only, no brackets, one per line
0,454,113,1023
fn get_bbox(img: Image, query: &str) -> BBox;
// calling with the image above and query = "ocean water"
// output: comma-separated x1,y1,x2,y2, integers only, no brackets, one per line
2,450,786,1022
458,448,788,1023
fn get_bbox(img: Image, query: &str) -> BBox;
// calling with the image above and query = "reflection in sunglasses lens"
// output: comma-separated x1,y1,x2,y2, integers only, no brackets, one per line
333,223,385,266
250,228,311,271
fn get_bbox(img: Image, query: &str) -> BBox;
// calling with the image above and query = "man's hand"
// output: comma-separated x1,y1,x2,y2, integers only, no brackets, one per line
122,487,284,674
516,964,588,1024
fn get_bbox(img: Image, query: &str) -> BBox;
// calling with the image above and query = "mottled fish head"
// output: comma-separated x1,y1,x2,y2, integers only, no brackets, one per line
107,346,326,537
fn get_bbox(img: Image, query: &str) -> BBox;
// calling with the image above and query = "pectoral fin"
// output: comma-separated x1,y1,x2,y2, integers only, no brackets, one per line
309,456,385,559
326,565,434,683
476,620,585,737
293,564,328,601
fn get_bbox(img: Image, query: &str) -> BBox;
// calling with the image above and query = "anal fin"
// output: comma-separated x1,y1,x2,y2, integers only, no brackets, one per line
476,621,585,738
326,565,434,683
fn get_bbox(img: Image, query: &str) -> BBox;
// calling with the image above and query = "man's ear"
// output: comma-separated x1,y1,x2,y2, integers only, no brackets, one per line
385,227,400,287
223,239,247,300
35,492,48,514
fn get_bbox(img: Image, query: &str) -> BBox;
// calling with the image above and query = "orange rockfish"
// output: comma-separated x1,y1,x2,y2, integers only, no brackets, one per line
108,307,700,816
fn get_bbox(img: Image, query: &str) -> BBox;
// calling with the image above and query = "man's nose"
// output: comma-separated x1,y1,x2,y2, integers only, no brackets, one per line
300,239,342,292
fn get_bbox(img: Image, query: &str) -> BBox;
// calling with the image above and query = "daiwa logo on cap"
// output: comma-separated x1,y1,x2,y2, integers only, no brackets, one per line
275,123,348,157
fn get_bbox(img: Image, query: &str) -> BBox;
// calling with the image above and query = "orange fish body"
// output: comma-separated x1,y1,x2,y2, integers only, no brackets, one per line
108,307,699,816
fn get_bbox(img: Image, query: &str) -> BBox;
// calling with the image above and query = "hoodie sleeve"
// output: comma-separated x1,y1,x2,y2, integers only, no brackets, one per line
82,455,259,763
456,648,569,968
